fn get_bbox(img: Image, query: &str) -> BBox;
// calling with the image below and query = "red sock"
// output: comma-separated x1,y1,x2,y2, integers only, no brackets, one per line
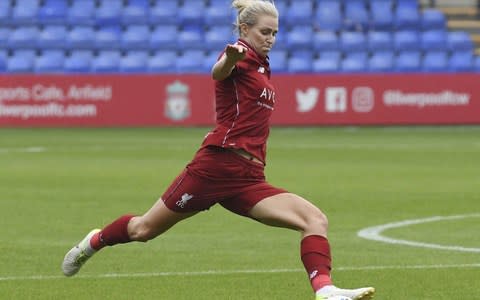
301,235,333,292
90,214,135,250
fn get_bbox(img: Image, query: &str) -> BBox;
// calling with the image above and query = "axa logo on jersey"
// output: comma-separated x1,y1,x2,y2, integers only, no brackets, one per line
176,193,193,208
294,86,375,113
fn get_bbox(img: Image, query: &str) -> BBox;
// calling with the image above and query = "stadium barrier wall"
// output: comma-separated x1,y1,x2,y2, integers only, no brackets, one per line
0,74,478,127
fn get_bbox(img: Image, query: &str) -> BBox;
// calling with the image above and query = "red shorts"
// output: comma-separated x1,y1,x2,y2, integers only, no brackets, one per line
162,146,288,216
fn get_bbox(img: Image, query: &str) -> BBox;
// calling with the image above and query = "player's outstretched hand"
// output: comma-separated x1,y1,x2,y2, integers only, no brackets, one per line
225,44,247,63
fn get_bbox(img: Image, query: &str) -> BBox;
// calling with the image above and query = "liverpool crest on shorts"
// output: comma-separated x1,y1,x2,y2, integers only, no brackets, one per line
165,80,191,121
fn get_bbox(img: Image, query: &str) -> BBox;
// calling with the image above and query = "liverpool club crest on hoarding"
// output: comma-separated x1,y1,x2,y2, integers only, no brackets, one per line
165,80,190,121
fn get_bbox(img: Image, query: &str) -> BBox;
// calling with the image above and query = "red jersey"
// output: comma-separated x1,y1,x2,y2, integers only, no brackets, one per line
201,39,276,164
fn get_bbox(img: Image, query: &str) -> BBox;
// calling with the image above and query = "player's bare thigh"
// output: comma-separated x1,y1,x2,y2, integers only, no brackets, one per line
128,198,198,242
247,193,328,238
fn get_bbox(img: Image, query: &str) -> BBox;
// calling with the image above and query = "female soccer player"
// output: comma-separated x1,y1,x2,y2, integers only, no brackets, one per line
62,1,374,299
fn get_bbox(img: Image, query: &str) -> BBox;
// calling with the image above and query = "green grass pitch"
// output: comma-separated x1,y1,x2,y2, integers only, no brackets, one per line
0,126,479,299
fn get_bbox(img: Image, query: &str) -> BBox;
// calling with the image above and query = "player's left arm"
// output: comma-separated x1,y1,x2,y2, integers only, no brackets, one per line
211,44,247,81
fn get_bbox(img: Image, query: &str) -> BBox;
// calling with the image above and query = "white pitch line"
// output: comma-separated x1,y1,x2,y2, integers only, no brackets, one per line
357,214,480,253
1,263,480,282
0,147,46,153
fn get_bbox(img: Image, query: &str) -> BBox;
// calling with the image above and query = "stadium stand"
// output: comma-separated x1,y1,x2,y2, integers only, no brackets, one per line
64,50,93,73
0,0,479,73
67,0,96,26
34,49,65,73
395,50,422,72
148,50,177,73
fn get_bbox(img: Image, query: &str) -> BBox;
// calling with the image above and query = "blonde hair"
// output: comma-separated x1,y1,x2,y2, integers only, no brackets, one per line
232,0,278,36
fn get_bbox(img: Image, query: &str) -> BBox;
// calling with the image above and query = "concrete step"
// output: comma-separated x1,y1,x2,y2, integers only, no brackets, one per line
447,19,480,33
438,6,479,18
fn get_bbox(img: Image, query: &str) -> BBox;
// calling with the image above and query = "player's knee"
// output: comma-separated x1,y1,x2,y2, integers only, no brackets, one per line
305,209,328,232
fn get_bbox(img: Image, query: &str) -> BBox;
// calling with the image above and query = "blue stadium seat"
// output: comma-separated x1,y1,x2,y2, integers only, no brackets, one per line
95,25,122,49
393,30,420,51
119,51,149,73
273,1,288,25
148,50,177,73
14,49,37,62
286,25,313,50
7,52,35,73
313,31,338,52
176,50,205,73
122,0,149,25
0,50,7,72
34,50,65,73
421,30,447,51
475,56,480,72
11,0,40,25
64,50,93,73
399,0,420,8
421,9,446,30
394,3,421,30
150,25,178,50
313,57,340,73
286,0,313,26
96,0,123,25
177,26,204,50
273,31,287,50
367,31,393,52
92,50,121,73
340,54,368,72
178,0,206,26
344,0,369,31
447,31,474,52
0,1,11,25
422,51,448,72
287,51,313,73
395,50,422,72
268,49,288,73
149,0,178,25
202,51,218,73
38,0,68,24
66,26,95,49
448,50,474,72
315,0,343,31
0,28,10,48
347,51,369,62
370,0,395,30
205,0,232,26
205,26,233,51
121,25,150,50
395,50,421,72
37,25,67,49
368,51,394,72
67,0,95,25
340,31,367,53
8,26,39,49
318,50,342,61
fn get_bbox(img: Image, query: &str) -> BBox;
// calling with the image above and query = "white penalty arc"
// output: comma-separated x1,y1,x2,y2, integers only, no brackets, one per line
357,214,480,253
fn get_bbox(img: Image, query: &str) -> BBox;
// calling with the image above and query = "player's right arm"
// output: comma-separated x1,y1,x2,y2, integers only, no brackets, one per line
211,44,247,81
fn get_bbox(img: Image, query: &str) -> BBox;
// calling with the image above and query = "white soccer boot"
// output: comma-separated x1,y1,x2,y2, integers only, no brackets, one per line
315,285,375,300
62,229,100,277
